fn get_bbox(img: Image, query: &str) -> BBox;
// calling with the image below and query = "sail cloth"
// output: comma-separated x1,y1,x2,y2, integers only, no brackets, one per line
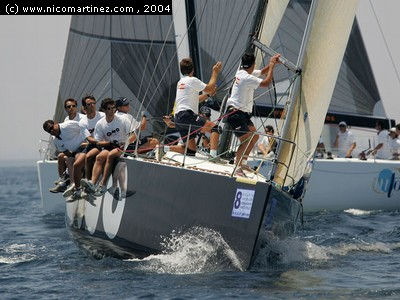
191,0,261,103
54,15,180,132
253,0,382,119
274,0,359,187
255,0,290,68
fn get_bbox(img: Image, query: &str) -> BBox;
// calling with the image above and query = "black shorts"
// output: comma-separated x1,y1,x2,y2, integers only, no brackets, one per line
226,108,254,137
125,137,149,151
103,144,121,151
64,145,86,157
82,143,101,153
175,110,207,142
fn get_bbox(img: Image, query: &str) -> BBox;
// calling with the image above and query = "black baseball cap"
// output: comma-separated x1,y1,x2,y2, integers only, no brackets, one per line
115,97,130,107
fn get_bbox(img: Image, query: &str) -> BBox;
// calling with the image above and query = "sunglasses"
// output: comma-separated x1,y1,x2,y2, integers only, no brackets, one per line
46,125,54,134
85,102,96,107
66,105,77,109
106,106,116,111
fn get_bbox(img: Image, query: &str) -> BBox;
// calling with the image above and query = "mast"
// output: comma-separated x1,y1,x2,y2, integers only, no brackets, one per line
218,0,269,156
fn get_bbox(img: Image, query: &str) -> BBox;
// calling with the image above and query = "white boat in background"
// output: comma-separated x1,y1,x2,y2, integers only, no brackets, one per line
304,158,400,212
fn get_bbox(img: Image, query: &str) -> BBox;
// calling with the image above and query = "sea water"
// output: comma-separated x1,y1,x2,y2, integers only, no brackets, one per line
1,164,400,299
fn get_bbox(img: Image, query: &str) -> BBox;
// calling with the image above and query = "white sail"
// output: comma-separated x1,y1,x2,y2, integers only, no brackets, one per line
274,0,359,187
255,0,289,68
172,0,190,76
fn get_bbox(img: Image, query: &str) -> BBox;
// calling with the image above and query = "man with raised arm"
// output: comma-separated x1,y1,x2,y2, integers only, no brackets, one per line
167,58,222,160
225,52,281,174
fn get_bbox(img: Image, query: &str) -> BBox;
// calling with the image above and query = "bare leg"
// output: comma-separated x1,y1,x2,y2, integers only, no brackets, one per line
85,148,100,179
65,157,75,182
117,162,127,192
100,148,122,186
91,150,108,184
236,127,259,166
243,125,259,159
138,138,159,154
210,132,219,151
112,161,124,187
57,153,67,177
73,153,86,188
169,144,186,154
169,138,196,154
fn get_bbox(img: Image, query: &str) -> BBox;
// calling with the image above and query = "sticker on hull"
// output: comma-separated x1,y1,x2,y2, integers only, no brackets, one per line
231,189,255,219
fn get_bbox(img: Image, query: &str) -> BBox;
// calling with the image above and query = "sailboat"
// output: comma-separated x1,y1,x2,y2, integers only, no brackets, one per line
37,0,358,269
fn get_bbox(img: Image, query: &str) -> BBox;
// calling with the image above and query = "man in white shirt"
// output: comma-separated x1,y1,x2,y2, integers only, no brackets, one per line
256,125,276,158
368,121,390,159
43,119,90,198
115,97,159,154
81,98,135,197
388,127,400,160
225,52,280,172
63,98,84,122
171,58,222,159
79,95,105,180
333,121,356,158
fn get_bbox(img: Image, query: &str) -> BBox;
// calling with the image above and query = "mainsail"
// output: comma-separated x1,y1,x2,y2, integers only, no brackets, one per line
188,0,261,102
274,0,360,187
54,15,180,132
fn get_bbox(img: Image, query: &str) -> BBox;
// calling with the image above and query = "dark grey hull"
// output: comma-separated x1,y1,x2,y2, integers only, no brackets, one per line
66,159,302,270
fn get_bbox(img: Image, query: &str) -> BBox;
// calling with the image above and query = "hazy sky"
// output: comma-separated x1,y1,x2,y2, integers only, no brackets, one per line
1,1,400,161
0,16,70,161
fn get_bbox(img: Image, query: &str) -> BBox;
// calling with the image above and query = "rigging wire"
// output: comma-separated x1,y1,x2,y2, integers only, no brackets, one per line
141,3,209,115
368,0,400,89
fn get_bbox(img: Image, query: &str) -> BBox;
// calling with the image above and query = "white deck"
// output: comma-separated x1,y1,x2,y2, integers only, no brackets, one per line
159,152,267,181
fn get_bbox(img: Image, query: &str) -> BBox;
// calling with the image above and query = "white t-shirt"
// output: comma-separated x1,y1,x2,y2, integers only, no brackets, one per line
376,130,390,159
175,76,207,115
226,69,262,113
79,111,105,136
389,137,400,158
53,120,90,152
94,114,131,144
116,111,140,132
64,113,84,122
337,130,356,157
254,135,274,155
